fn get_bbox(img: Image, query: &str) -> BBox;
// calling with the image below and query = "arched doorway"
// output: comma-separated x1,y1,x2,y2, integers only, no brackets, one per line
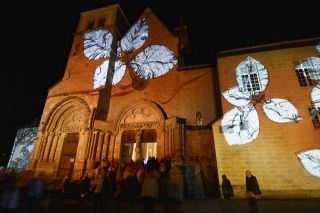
112,100,166,161
57,133,79,178
121,129,157,161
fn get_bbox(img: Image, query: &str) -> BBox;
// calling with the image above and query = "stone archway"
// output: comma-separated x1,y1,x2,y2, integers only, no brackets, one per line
30,96,91,176
111,100,166,161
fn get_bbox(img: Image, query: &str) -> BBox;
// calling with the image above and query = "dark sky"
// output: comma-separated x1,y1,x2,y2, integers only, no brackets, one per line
0,0,319,162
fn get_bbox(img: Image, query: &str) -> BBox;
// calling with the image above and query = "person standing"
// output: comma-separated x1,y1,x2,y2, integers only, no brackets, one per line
245,170,261,213
221,174,234,199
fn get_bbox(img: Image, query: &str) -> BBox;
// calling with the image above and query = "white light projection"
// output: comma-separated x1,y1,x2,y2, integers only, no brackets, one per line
84,29,113,60
263,98,302,123
130,45,178,79
221,104,259,145
222,86,251,107
236,57,269,95
296,53,320,117
121,17,148,53
295,57,320,81
93,60,126,89
311,83,320,108
222,56,301,145
316,44,320,53
297,149,320,177
7,127,38,170
83,17,177,89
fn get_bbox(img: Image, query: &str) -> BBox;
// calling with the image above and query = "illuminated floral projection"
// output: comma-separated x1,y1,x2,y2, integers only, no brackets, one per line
221,57,301,145
296,47,320,177
83,17,177,89
297,149,320,177
7,127,38,170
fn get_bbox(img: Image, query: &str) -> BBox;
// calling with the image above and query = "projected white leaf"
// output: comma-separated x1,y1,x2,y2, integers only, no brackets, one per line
130,45,177,79
311,83,320,108
296,57,320,81
7,127,38,170
221,104,259,145
316,44,320,53
262,98,301,123
121,17,149,53
93,60,126,89
236,57,268,95
222,86,252,106
84,29,113,60
297,149,320,177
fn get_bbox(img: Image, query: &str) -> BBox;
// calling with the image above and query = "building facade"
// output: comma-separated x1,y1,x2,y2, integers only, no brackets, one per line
212,39,320,198
27,3,320,199
28,4,219,197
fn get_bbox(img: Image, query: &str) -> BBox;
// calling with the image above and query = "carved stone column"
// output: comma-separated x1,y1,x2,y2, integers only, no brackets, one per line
74,130,90,178
49,133,61,160
101,132,110,161
43,132,55,160
28,131,43,170
95,131,105,161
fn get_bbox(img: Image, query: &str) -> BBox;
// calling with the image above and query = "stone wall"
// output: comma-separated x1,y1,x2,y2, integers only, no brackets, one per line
214,43,320,198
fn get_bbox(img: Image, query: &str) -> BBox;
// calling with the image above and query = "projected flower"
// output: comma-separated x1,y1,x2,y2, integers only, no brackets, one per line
83,17,177,89
221,57,301,145
296,55,320,118
297,149,320,177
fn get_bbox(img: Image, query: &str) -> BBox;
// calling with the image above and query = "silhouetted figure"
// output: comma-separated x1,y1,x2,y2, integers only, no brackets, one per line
26,173,45,213
246,170,261,213
141,170,159,213
221,174,234,199
0,169,19,212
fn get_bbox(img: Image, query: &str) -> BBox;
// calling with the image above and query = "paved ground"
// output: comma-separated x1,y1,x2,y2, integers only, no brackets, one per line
11,197,320,213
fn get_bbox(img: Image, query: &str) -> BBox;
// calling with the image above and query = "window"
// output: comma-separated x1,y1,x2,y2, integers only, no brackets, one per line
295,68,315,87
98,18,105,27
295,57,320,87
308,106,320,128
87,20,95,30
241,73,261,92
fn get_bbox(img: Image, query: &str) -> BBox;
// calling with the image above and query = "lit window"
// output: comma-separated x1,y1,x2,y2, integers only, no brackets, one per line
308,106,320,128
295,57,320,87
241,73,261,92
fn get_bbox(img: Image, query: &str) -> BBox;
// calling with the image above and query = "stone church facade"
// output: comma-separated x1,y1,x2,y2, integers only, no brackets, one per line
28,4,320,199
28,4,219,197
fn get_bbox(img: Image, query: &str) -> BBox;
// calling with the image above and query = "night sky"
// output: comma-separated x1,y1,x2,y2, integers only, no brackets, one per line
0,0,319,163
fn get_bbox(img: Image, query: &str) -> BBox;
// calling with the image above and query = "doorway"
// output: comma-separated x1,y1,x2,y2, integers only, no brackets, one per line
121,129,157,161
57,133,79,178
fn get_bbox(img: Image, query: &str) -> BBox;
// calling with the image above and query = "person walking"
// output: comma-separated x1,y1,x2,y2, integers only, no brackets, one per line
245,170,261,213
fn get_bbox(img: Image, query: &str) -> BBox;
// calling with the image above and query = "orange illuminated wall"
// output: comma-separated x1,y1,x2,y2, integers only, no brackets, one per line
212,38,320,198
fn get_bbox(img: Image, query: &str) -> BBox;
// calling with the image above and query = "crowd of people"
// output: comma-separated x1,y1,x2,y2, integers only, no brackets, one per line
62,156,172,213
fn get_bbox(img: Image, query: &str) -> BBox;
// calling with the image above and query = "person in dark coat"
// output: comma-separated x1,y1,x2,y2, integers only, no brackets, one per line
221,174,234,199
245,170,261,213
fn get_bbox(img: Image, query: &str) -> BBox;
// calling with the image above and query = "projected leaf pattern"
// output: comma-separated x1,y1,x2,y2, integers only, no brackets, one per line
222,57,301,145
263,98,302,123
296,55,320,118
7,127,38,170
297,149,320,177
83,17,177,89
311,83,320,108
93,60,126,89
121,17,148,53
221,104,259,145
84,29,113,60
131,45,177,79
296,57,320,81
